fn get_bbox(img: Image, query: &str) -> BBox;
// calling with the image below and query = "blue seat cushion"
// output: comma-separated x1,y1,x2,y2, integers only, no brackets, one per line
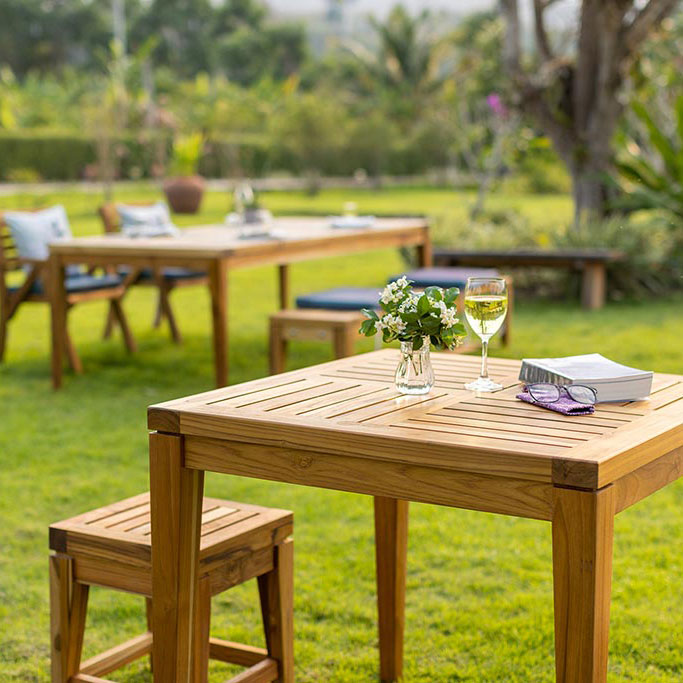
296,287,380,311
10,273,123,296
119,267,206,282
390,267,501,290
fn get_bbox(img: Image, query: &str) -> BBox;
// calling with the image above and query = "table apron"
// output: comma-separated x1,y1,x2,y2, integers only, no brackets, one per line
52,253,215,271
182,435,554,521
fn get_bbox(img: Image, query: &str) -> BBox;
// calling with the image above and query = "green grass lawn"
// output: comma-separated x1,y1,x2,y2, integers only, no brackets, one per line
0,185,681,681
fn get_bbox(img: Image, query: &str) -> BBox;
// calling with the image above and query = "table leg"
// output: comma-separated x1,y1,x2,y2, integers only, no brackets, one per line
552,486,615,683
581,263,606,311
416,228,433,268
209,259,229,387
374,496,409,682
49,254,67,390
278,264,290,310
149,432,205,683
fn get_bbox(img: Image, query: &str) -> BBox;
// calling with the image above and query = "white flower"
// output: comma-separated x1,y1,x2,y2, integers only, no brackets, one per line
439,305,459,328
379,285,400,305
398,292,419,313
377,313,406,335
395,276,410,289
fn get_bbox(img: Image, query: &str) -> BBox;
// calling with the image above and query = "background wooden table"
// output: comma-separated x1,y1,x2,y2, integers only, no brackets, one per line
48,216,431,388
147,350,683,682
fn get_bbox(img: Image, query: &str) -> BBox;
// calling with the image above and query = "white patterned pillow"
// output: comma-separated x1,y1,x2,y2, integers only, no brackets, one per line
116,202,179,237
3,205,72,261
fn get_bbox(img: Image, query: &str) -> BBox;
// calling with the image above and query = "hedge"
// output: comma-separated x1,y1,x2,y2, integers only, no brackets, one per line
0,129,452,182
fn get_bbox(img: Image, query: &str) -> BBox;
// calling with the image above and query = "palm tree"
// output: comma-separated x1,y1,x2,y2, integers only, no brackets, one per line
349,5,448,101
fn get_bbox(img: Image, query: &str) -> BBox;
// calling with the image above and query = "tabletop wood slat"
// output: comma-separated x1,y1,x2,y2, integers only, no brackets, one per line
149,350,683,490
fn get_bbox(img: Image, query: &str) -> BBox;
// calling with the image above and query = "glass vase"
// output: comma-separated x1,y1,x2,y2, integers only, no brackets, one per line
395,338,435,395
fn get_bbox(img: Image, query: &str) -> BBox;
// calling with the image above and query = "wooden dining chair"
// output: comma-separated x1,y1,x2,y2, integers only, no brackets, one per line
99,203,208,344
0,212,135,369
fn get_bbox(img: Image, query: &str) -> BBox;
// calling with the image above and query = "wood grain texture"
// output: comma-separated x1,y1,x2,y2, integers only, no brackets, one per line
184,435,554,520
80,633,153,677
552,486,615,683
209,640,269,667
258,538,294,683
614,446,683,514
150,350,683,491
374,497,409,683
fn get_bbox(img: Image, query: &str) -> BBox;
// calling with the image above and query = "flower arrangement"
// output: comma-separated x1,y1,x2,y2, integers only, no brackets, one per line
359,277,467,350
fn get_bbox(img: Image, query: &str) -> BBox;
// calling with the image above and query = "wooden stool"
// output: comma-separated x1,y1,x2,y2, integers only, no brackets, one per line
269,309,364,374
48,493,293,683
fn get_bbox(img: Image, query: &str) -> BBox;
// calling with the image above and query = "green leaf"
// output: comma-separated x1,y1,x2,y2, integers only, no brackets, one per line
361,308,379,321
417,294,431,316
412,335,423,350
633,101,679,180
360,319,376,336
444,287,459,305
424,286,442,301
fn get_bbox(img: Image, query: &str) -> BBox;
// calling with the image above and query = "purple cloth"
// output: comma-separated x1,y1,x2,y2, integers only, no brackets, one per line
516,387,595,416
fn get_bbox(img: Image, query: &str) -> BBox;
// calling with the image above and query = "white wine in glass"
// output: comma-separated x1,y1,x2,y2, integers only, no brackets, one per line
464,277,508,392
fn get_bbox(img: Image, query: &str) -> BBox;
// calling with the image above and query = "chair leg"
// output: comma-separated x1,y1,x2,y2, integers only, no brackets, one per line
102,306,116,340
0,306,8,362
192,576,212,683
158,284,182,344
269,321,287,375
64,326,83,374
50,555,89,683
109,299,138,353
152,293,164,329
257,538,294,683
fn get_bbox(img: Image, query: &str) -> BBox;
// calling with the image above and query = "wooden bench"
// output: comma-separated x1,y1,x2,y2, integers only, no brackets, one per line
270,309,364,374
49,492,293,683
433,248,624,310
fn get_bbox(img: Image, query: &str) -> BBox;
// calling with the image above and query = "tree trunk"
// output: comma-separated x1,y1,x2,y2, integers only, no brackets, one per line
571,168,608,229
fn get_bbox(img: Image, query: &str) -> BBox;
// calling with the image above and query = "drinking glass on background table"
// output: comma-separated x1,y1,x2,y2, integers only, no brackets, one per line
464,277,508,392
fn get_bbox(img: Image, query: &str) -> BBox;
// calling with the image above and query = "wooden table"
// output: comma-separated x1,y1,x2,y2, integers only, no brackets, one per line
147,350,683,682
433,247,624,310
48,217,431,389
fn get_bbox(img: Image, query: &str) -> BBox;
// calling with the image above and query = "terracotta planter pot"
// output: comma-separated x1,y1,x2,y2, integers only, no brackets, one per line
163,175,205,214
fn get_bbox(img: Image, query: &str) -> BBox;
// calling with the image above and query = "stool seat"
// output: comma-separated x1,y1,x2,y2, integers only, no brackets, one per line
390,266,501,290
270,309,364,374
49,493,293,683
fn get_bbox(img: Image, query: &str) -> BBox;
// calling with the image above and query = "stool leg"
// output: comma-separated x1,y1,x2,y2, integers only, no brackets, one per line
332,326,355,359
50,554,89,683
146,598,154,674
269,320,287,375
192,576,212,683
257,538,294,683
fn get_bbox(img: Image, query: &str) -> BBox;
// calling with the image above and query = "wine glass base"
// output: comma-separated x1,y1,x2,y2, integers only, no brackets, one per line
465,377,503,393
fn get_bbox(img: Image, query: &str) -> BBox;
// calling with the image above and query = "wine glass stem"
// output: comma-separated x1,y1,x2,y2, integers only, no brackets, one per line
480,339,489,379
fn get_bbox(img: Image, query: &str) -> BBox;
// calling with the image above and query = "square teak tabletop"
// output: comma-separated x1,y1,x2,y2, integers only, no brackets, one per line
147,350,683,682
48,216,430,388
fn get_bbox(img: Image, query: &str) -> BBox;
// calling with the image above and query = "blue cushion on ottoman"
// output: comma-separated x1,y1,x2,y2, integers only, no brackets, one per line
390,267,501,290
296,287,380,311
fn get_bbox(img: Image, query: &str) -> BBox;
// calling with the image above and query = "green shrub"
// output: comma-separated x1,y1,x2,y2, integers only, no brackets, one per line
553,217,683,299
506,137,571,194
4,167,42,183
0,131,95,181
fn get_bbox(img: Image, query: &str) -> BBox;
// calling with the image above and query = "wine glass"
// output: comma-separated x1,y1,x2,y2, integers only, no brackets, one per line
464,277,508,392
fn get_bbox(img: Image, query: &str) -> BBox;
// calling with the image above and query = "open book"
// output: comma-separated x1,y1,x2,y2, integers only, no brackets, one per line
518,353,653,402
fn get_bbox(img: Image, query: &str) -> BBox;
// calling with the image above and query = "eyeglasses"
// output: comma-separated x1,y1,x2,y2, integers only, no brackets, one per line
525,383,597,405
